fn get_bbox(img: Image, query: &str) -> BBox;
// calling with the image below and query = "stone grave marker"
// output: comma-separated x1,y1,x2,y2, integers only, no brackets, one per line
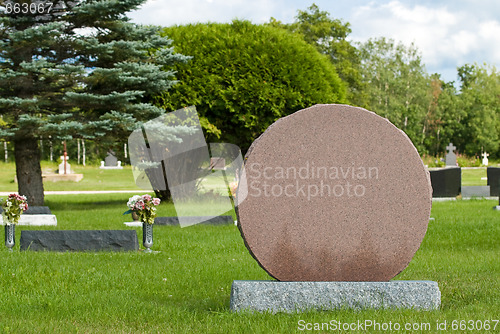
230,104,439,312
429,167,461,197
0,206,57,226
58,155,72,174
445,143,457,166
482,152,489,166
46,155,83,181
461,186,491,198
100,151,123,169
487,167,500,197
20,230,138,251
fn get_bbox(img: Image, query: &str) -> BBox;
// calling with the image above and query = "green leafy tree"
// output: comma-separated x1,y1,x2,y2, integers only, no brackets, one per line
156,20,346,152
457,63,500,156
269,4,364,105
0,0,187,205
422,74,465,156
359,37,431,153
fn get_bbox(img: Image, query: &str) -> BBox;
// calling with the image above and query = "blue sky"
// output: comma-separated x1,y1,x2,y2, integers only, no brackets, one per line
129,0,500,84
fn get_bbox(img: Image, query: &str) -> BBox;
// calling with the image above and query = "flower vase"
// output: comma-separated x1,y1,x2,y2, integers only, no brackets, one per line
142,222,153,253
5,224,15,251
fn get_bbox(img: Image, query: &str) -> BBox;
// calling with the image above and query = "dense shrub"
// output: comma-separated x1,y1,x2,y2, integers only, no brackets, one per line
156,20,347,152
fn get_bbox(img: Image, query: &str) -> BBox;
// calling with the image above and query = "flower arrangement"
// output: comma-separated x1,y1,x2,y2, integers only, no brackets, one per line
124,194,161,225
1,194,28,225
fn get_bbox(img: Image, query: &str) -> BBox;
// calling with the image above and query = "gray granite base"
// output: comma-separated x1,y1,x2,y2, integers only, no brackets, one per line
230,280,440,313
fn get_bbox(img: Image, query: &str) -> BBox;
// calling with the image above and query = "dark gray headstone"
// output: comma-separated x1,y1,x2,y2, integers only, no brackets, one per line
25,206,52,215
20,230,138,251
487,167,500,196
104,151,119,166
0,206,52,215
0,206,51,215
429,167,461,197
154,215,233,226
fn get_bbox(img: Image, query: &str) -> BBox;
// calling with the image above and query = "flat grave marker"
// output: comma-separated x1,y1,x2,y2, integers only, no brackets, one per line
20,230,138,252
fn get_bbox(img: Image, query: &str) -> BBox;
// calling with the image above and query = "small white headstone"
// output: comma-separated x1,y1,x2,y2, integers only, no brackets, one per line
482,152,489,166
58,156,72,174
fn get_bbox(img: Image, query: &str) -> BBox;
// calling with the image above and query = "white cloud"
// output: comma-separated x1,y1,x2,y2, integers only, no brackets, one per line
350,1,500,81
129,0,292,26
127,0,500,82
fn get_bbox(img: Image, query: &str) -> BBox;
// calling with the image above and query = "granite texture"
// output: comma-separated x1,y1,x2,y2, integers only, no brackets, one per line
230,280,441,312
20,230,138,251
236,104,432,281
429,167,461,198
154,215,233,226
487,167,500,196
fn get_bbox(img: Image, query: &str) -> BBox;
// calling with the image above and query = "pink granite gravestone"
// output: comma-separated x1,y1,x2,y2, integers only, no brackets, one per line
236,104,432,282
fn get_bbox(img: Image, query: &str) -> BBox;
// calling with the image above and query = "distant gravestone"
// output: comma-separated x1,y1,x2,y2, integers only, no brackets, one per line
429,167,461,197
482,152,489,166
487,167,500,196
105,151,118,166
210,157,226,170
461,186,491,198
445,143,457,166
58,155,72,174
100,151,123,169
231,104,438,311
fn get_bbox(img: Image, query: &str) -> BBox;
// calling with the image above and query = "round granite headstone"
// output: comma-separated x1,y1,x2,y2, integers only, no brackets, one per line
237,104,432,282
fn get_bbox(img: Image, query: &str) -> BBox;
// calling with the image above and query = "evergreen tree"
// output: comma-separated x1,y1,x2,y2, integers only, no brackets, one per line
0,0,187,205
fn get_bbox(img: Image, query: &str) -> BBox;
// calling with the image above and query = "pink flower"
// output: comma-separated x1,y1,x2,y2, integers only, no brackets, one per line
134,200,145,210
152,198,161,206
142,194,152,202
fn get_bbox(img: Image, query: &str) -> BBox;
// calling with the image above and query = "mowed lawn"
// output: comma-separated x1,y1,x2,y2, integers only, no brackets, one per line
0,192,498,333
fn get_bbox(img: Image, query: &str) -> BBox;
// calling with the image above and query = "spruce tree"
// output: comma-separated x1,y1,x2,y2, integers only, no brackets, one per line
0,0,187,205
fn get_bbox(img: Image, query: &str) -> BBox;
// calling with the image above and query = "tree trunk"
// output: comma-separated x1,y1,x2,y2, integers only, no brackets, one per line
14,136,44,206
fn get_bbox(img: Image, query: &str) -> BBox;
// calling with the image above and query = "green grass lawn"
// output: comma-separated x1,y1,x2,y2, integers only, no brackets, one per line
0,162,232,194
0,195,498,333
461,168,488,186
0,162,143,192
